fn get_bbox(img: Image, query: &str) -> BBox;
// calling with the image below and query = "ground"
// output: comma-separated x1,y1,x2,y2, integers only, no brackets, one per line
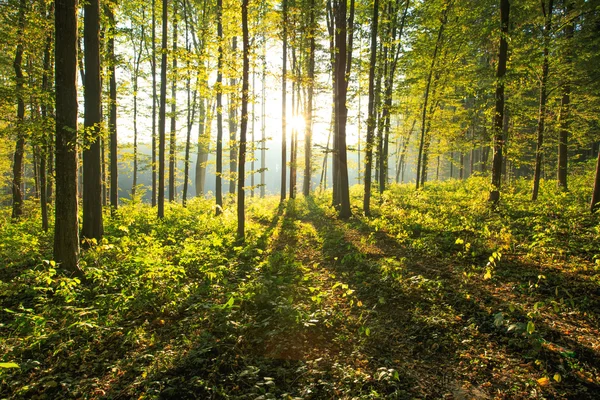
1,177,599,399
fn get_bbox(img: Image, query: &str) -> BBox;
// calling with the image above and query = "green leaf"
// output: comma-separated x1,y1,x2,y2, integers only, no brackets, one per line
365,327,371,336
527,321,535,335
0,362,19,369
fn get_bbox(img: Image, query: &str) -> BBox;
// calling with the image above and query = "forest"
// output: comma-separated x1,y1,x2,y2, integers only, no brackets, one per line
1,0,600,397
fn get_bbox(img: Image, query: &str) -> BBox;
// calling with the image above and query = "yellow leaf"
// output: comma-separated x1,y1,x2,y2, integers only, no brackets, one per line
483,270,492,280
357,300,363,307
553,373,561,383
537,377,550,386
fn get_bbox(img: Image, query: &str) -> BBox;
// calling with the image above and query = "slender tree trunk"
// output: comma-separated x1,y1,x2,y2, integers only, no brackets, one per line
558,2,572,191
260,37,266,198
152,0,157,207
158,0,168,218
107,6,118,212
82,0,104,240
169,1,178,202
289,49,297,199
303,0,316,197
532,0,553,201
238,0,249,240
40,8,52,231
281,0,288,202
54,0,81,275
215,0,224,215
251,63,255,197
229,37,238,195
131,18,144,198
183,69,197,206
195,96,209,196
489,0,510,204
11,0,26,219
363,0,379,216
416,7,447,190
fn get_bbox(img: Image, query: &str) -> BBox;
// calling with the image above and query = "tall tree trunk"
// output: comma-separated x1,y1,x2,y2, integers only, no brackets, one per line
107,6,118,212
215,0,224,214
488,0,510,204
54,0,81,275
11,0,26,219
303,0,316,197
281,0,288,202
152,0,157,207
131,17,144,199
229,37,238,195
82,0,104,240
416,6,447,190
158,0,168,218
195,96,209,196
40,6,52,232
260,37,266,198
334,0,352,218
251,63,255,197
238,0,249,240
557,1,573,191
169,1,178,202
289,49,297,199
532,0,553,201
363,0,379,216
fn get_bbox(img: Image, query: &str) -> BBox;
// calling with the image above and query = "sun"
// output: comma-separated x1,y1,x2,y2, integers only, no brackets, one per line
288,114,306,134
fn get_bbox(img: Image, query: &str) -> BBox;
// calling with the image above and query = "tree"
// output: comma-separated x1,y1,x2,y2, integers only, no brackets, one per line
229,36,239,196
531,0,553,201
82,0,104,240
11,0,26,219
557,0,572,191
331,0,354,219
363,0,379,216
281,0,288,203
158,0,168,218
169,0,178,202
151,0,157,207
107,3,118,212
302,0,316,197
238,0,250,240
215,0,224,215
54,0,81,275
592,149,600,213
488,0,510,204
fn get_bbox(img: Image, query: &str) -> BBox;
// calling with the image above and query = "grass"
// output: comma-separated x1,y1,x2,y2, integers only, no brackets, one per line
1,173,599,399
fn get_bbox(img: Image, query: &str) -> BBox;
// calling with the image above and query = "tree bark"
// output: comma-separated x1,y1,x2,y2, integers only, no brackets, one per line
158,0,168,218
54,0,81,275
229,37,239,195
557,1,573,191
152,0,157,207
363,0,379,216
107,6,118,212
82,0,104,240
488,0,510,204
215,0,224,215
531,0,553,201
11,0,26,219
281,0,288,203
237,0,249,240
591,149,600,213
303,0,316,197
169,0,178,202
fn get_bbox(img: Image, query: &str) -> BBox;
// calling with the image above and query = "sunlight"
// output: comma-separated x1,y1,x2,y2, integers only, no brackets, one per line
288,114,306,135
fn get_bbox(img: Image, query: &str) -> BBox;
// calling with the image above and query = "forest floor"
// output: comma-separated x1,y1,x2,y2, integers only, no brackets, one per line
1,176,600,399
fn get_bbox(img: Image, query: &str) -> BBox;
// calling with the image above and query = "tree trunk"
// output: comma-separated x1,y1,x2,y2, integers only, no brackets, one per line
54,0,81,275
195,90,209,197
363,0,379,216
281,0,288,203
158,0,168,218
11,0,26,219
152,0,157,207
82,0,104,240
215,0,224,215
488,0,510,204
303,0,316,197
237,0,249,240
334,0,352,218
416,7,447,190
260,37,266,198
229,37,238,196
40,7,52,231
531,0,553,201
557,1,573,191
183,74,197,206
169,1,178,202
107,6,118,212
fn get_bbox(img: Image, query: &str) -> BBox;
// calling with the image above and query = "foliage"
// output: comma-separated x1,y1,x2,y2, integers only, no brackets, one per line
2,176,600,398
